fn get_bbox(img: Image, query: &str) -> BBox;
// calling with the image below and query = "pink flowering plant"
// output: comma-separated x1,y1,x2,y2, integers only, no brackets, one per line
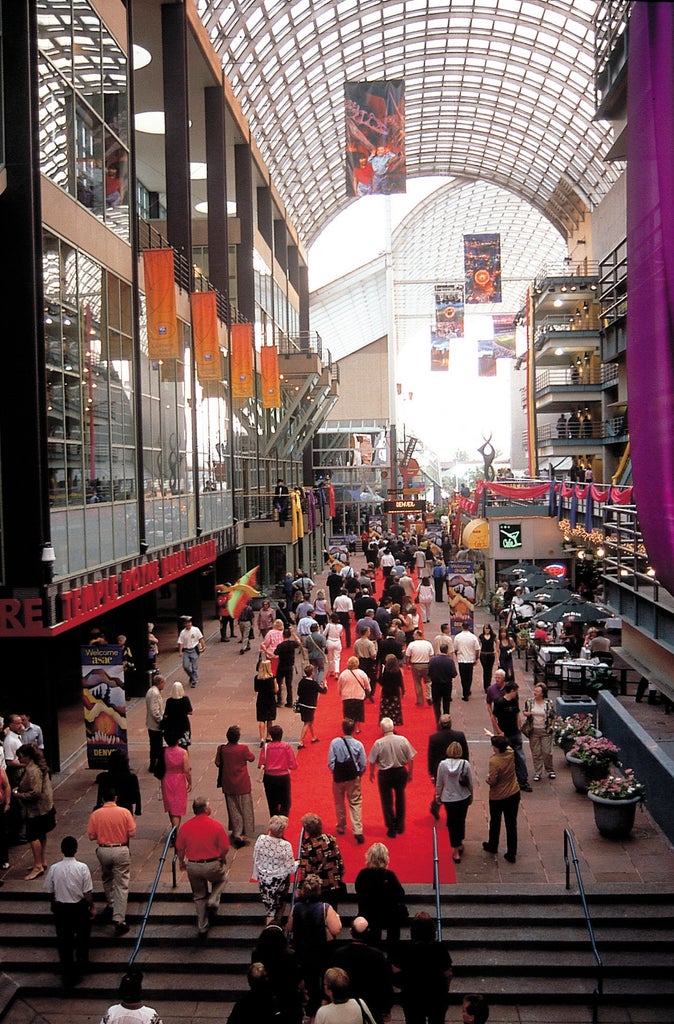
568,735,620,767
588,769,645,801
552,713,600,747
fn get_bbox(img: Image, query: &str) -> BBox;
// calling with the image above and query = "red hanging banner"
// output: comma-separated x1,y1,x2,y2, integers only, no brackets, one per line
142,249,180,360
260,345,280,408
191,291,222,382
230,323,254,399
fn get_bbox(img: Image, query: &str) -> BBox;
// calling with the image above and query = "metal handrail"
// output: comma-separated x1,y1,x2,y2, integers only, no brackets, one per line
288,825,305,917
128,827,178,968
563,828,603,1023
432,825,442,941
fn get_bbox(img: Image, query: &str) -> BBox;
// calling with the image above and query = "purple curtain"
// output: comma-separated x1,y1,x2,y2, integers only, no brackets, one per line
627,3,674,591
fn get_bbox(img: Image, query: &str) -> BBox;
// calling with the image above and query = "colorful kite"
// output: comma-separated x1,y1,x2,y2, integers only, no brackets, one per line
216,567,261,620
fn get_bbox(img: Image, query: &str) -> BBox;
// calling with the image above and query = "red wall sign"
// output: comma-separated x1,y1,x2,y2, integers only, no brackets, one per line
0,539,218,638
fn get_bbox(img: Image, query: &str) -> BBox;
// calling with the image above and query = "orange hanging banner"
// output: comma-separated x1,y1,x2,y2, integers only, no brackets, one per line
230,323,254,398
142,249,180,360
260,345,280,408
191,291,222,382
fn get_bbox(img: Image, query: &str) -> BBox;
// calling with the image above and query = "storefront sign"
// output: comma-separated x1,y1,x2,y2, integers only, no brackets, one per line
0,538,218,638
383,500,427,513
499,523,523,549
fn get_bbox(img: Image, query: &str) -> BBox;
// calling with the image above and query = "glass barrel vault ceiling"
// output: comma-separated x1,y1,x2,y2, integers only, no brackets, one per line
196,0,621,247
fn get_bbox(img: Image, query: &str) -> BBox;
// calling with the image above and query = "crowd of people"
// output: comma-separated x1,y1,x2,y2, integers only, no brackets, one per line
4,528,616,1021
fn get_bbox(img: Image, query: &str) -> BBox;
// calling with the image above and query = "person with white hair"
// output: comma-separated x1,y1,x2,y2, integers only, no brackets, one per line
161,680,193,748
368,719,416,839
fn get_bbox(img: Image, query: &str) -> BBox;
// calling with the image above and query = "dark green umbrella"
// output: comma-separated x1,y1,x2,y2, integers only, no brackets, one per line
538,598,608,625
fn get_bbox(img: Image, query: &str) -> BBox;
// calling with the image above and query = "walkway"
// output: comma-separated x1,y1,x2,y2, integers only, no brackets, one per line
4,554,674,1024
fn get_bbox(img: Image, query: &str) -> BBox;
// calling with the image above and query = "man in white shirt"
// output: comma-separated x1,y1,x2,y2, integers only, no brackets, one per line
379,549,395,579
399,571,415,600
432,623,455,657
44,835,94,987
368,718,416,838
453,622,481,701
177,615,205,688
3,714,25,784
404,630,435,706
333,591,354,648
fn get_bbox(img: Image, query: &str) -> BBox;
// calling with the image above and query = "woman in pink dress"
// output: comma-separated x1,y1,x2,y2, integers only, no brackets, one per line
160,732,192,837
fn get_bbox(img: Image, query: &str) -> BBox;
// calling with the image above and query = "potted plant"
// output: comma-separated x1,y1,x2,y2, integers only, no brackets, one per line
587,769,646,838
565,735,620,793
552,713,601,753
516,626,530,649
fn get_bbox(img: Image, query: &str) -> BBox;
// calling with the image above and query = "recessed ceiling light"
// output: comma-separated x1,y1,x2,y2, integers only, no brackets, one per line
135,111,165,135
132,45,152,70
553,298,564,307
554,347,565,356
135,112,194,134
194,201,239,216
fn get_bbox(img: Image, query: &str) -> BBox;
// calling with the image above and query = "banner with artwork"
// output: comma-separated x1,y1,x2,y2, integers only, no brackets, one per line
493,313,517,357
345,79,406,196
477,338,496,377
143,248,180,360
82,645,128,768
432,283,464,371
430,330,449,371
463,233,502,304
446,563,476,634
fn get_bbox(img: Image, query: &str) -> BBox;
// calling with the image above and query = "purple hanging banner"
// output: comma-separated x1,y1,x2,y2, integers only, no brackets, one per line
627,3,674,591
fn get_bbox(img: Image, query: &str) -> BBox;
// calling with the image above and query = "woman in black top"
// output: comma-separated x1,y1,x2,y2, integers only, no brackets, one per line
255,659,278,746
355,841,407,948
478,623,497,691
162,680,193,747
297,665,327,747
95,749,141,815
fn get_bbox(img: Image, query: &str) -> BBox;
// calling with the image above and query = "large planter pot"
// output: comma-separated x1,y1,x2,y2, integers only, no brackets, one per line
558,729,603,755
565,753,611,793
588,793,642,839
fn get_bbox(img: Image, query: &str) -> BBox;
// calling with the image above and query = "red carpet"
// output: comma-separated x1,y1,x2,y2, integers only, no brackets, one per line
285,568,456,887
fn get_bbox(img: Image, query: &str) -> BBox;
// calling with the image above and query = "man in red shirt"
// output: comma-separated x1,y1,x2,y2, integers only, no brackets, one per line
176,796,230,940
215,725,255,847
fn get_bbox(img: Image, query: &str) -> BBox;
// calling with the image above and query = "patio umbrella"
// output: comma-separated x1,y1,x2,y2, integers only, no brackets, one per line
538,598,608,625
532,586,573,606
516,571,565,590
498,562,536,578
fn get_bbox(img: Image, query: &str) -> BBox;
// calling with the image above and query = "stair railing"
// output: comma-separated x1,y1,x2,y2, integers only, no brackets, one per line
563,828,603,1023
288,826,305,916
128,826,177,968
432,825,442,941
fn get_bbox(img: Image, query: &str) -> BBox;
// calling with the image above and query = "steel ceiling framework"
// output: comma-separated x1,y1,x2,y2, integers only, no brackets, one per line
196,0,621,247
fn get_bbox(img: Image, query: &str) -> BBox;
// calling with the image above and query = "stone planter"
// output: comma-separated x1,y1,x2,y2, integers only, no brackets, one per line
565,753,611,794
588,793,642,839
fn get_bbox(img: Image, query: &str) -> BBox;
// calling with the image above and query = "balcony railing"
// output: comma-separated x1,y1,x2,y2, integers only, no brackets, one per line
276,331,332,369
520,364,619,405
137,219,245,325
535,416,628,445
534,263,600,292
535,314,600,347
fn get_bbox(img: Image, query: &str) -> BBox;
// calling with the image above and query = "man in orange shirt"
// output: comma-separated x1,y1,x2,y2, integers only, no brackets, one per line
87,787,136,936
176,796,230,941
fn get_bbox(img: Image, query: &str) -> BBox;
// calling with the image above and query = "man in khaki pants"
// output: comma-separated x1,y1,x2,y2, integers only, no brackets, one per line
176,796,230,941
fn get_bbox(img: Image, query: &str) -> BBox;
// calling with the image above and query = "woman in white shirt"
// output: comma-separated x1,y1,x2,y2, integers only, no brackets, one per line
324,613,344,678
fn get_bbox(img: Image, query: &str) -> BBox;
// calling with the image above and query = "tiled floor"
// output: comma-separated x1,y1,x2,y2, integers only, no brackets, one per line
4,555,674,1023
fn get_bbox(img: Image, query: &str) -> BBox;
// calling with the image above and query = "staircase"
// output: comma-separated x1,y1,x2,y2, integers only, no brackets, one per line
1,886,673,1020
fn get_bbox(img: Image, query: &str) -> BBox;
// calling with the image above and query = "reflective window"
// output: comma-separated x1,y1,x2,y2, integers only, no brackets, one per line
38,0,129,241
43,232,139,574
